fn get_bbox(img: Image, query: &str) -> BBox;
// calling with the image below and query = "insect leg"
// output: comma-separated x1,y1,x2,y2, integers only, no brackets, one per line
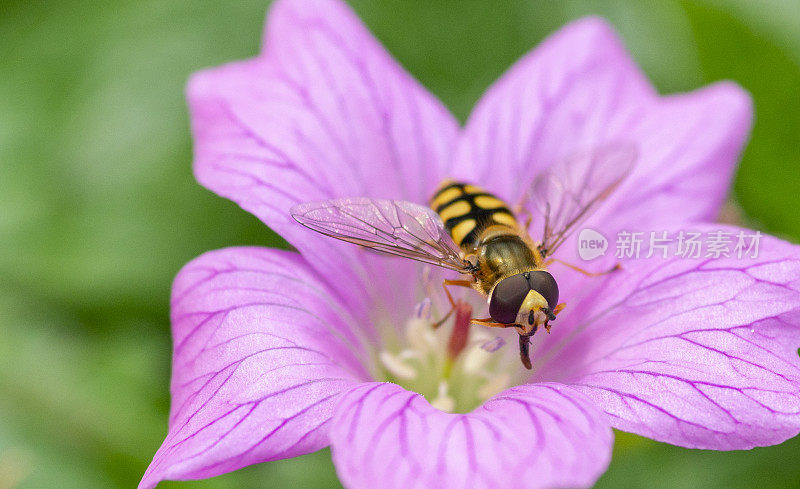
544,258,621,277
433,279,474,329
470,318,511,328
543,303,566,334
512,198,534,232
431,308,454,329
518,335,532,370
441,279,474,307
512,193,528,215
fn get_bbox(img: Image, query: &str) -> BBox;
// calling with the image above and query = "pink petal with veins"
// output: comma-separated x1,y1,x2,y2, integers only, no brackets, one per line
540,228,800,449
143,2,800,488
456,18,751,260
188,0,459,327
139,248,370,489
460,18,752,312
455,17,654,200
330,382,613,489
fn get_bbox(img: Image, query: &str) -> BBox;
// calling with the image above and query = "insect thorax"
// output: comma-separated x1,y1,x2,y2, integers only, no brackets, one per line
474,232,538,294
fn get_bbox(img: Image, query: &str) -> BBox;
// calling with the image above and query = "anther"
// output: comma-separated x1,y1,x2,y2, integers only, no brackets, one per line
480,336,506,352
414,298,432,320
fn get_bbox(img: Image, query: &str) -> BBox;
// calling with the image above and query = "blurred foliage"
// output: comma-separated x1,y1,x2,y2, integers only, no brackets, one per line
0,0,798,488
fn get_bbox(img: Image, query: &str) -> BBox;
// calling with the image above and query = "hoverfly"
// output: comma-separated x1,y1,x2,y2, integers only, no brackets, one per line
291,145,636,369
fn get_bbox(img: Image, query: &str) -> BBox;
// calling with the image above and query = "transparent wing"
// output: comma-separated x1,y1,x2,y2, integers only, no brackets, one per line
290,197,473,272
528,144,637,257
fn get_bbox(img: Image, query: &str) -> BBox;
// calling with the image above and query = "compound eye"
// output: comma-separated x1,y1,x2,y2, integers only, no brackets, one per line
526,270,559,310
488,274,530,324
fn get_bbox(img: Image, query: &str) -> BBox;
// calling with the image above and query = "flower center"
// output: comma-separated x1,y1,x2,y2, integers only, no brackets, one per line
376,294,527,413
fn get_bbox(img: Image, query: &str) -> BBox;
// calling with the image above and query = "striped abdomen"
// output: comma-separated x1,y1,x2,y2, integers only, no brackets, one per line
429,180,519,251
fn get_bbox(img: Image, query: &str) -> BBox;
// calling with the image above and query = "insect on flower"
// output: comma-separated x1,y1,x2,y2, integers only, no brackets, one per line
291,144,636,369
139,2,800,487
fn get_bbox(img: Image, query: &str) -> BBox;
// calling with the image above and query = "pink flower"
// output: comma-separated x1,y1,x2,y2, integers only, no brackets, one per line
140,1,800,488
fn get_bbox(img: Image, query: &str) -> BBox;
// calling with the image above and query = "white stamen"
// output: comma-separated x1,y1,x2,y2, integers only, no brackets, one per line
398,349,420,361
462,331,506,373
380,296,530,413
462,343,494,374
379,350,417,380
430,381,455,413
405,317,437,353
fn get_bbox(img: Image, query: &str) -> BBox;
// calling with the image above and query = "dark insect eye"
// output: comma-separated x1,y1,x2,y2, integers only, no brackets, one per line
526,270,559,310
488,274,529,324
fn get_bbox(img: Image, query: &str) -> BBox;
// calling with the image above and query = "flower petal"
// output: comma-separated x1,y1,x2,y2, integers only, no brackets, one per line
456,17,751,238
139,248,369,489
188,0,459,324
454,17,752,317
455,17,654,201
603,81,752,228
541,228,800,449
547,82,752,311
330,382,613,489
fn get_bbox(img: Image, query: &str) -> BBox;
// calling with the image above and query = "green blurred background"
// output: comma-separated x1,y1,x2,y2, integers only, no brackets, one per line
1,0,799,487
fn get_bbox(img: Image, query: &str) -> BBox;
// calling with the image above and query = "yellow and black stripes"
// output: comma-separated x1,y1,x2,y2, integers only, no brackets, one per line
430,181,518,249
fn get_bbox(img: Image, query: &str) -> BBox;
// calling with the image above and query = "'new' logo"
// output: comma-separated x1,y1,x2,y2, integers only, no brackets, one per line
577,229,608,261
